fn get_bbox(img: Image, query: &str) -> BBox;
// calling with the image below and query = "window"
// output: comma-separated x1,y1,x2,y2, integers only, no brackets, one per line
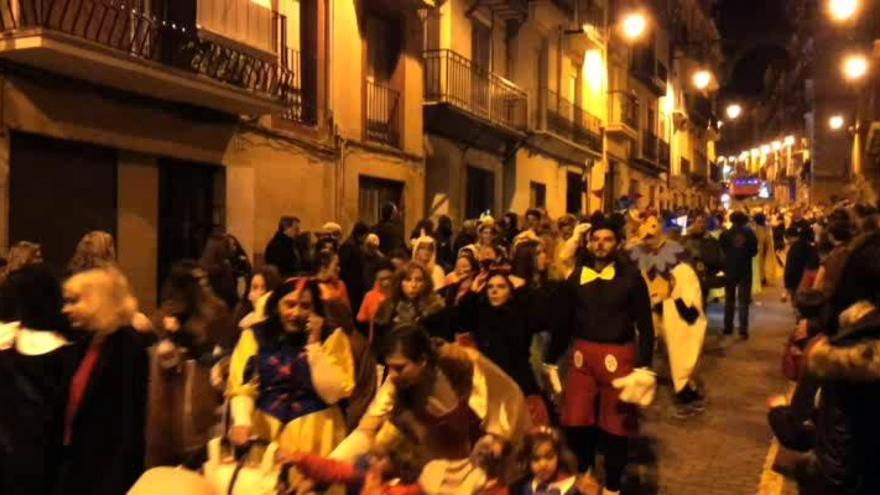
359,176,404,227
466,166,495,219
530,182,547,209
472,21,492,72
366,13,401,83
648,185,656,208
566,172,585,214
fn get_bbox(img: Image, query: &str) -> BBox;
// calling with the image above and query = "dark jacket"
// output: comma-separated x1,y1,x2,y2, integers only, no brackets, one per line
56,328,150,495
457,287,540,395
806,309,880,494
339,239,366,313
374,219,405,255
683,232,725,289
264,231,302,279
719,225,759,282
0,336,80,495
785,240,819,292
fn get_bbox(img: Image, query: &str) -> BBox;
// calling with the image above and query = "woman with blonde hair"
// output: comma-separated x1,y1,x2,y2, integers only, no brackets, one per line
67,231,116,275
57,267,149,495
1,241,43,284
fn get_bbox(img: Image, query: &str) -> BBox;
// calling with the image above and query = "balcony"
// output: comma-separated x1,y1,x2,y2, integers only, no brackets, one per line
280,48,317,125
686,94,713,128
530,89,603,163
558,0,606,54
607,90,638,139
0,0,294,115
424,49,527,152
631,129,667,176
658,138,670,170
365,80,400,148
631,47,666,96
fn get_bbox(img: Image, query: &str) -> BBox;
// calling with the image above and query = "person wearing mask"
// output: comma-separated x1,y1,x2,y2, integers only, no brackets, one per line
720,211,759,338
374,203,405,255
547,219,656,495
0,265,79,495
57,267,149,495
339,222,370,313
265,216,304,278
226,278,355,461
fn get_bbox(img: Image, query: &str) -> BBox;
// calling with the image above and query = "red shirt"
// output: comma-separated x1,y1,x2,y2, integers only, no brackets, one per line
64,342,103,445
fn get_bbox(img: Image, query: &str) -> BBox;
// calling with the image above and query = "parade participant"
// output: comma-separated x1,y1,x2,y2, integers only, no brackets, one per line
330,325,531,467
374,203,405,254
721,212,760,336
412,234,447,291
0,265,78,495
374,261,449,345
630,215,707,417
67,230,116,275
547,218,656,495
436,215,456,272
458,269,547,424
454,219,478,256
234,265,283,331
461,216,501,258
682,214,724,302
226,278,354,458
199,233,239,309
316,250,352,311
443,251,480,308
57,267,149,495
339,222,370,313
506,427,586,495
265,216,304,278
357,258,395,328
224,234,253,301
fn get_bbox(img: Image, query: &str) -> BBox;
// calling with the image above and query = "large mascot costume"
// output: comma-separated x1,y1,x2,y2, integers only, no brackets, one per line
628,215,707,415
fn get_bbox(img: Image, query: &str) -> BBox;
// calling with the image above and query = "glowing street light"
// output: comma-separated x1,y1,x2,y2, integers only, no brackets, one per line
761,144,771,155
829,115,845,130
621,12,648,41
772,141,782,152
828,0,859,22
784,135,796,146
725,103,743,120
842,54,869,81
692,70,712,90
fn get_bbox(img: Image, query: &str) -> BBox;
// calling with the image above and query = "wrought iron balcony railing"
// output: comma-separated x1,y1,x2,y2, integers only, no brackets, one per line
365,79,401,147
424,49,528,132
542,89,602,153
608,91,638,129
281,48,317,125
0,0,294,108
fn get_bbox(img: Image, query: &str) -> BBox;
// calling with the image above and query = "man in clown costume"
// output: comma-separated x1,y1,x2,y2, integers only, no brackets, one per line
628,214,708,418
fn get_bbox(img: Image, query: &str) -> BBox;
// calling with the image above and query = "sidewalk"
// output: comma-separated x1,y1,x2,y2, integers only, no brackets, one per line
621,287,797,494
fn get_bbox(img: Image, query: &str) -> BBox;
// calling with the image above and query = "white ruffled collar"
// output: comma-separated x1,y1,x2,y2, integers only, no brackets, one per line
0,321,70,355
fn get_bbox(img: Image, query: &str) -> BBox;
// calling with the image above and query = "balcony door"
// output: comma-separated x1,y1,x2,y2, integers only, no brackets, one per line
365,11,403,146
567,171,585,214
466,166,495,219
471,21,492,115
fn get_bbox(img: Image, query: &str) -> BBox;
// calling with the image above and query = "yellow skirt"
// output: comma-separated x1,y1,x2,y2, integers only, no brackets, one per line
252,405,348,456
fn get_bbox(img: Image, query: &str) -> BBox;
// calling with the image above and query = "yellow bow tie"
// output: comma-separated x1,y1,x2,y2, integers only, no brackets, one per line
580,265,616,285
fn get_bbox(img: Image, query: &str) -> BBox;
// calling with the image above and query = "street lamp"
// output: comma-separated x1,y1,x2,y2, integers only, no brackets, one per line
828,0,859,22
692,70,712,90
621,12,648,42
784,135,796,146
772,141,782,152
725,103,743,120
842,54,869,81
829,115,845,130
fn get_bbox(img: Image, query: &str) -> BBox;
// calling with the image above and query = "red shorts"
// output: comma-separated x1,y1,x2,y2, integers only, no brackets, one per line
561,340,638,437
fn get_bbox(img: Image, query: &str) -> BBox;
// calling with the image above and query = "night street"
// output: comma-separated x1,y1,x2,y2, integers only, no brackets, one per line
621,287,795,495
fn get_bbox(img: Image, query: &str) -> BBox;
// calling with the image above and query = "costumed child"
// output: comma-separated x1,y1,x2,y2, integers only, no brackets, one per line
506,427,592,495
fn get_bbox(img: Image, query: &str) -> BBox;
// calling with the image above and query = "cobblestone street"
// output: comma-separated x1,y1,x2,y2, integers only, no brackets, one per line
619,287,797,494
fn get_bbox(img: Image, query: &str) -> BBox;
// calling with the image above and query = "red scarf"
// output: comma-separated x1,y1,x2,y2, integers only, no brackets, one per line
64,342,104,445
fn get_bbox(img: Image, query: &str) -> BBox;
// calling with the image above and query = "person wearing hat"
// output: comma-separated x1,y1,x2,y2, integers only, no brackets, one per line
546,218,655,495
629,215,707,418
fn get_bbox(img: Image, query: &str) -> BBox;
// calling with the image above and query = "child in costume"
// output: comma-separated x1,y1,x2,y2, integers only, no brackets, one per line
506,427,587,495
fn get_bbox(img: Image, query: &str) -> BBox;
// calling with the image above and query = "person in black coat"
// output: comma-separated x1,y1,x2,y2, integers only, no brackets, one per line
265,216,304,278
784,224,820,297
373,203,405,255
57,267,149,495
719,211,759,337
339,222,370,313
0,265,79,495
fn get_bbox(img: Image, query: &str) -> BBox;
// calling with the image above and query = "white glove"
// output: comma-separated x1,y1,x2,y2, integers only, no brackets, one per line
611,368,657,407
573,223,592,237
541,363,563,396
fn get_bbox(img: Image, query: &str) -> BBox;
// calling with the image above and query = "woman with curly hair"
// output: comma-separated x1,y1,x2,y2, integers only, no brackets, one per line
373,261,449,345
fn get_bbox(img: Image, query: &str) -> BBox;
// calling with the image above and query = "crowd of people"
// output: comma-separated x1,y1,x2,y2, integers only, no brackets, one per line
0,198,878,495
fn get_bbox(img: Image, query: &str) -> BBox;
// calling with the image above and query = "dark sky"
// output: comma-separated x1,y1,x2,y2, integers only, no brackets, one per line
716,0,792,98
